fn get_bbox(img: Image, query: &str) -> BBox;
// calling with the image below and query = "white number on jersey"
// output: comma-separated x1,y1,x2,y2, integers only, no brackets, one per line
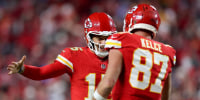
85,73,105,100
129,48,169,93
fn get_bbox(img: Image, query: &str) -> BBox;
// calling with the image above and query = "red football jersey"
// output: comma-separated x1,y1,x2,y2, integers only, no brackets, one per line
105,33,176,100
22,47,111,100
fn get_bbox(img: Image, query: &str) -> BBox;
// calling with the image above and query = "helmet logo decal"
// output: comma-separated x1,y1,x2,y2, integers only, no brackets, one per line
84,18,92,28
128,6,138,14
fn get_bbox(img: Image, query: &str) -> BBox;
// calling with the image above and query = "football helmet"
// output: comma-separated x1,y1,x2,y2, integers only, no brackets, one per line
123,4,161,39
84,12,117,57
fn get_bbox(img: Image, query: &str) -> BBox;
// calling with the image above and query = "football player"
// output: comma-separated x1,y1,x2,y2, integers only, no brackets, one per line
7,12,117,100
93,4,176,100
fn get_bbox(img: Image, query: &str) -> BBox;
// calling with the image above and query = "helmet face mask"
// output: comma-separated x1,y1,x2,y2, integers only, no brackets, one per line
89,38,108,58
84,12,117,58
123,4,161,39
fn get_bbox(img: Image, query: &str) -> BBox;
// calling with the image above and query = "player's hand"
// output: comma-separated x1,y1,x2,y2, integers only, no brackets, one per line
7,55,26,75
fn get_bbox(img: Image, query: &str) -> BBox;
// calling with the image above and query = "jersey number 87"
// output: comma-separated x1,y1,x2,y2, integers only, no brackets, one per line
130,48,169,94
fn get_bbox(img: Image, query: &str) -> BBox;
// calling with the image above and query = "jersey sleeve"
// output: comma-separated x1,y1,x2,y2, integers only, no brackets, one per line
105,33,132,51
55,48,74,73
22,61,69,80
105,33,124,50
21,48,75,80
163,44,176,67
173,55,176,66
169,46,176,67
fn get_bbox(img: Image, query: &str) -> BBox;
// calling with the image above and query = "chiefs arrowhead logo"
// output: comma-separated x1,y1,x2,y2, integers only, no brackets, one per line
128,6,138,14
84,18,92,28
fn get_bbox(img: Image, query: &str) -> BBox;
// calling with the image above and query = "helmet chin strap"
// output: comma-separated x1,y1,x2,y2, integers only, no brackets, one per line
94,42,108,58
89,41,108,58
95,51,108,58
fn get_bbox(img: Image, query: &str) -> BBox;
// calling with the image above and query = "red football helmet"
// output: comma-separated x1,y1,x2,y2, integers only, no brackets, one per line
84,12,117,57
123,4,161,39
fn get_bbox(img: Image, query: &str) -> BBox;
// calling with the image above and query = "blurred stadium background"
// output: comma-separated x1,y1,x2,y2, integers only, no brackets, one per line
0,0,199,100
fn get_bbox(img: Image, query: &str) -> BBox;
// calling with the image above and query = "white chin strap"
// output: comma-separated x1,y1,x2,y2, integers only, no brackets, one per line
94,50,108,58
91,41,108,58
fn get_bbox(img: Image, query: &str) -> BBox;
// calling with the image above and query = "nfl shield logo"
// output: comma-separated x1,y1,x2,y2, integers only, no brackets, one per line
101,64,106,69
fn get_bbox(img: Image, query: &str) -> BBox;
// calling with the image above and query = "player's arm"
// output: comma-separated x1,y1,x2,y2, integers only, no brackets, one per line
21,62,68,80
7,56,69,80
161,73,171,100
93,49,123,100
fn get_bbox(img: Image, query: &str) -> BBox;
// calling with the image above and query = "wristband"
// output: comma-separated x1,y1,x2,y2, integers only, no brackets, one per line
93,90,106,100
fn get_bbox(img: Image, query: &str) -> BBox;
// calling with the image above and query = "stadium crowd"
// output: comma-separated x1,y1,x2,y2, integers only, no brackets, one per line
0,0,200,100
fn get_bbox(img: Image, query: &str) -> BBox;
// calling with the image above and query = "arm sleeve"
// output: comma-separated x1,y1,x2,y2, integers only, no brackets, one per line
21,61,71,80
105,34,122,50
